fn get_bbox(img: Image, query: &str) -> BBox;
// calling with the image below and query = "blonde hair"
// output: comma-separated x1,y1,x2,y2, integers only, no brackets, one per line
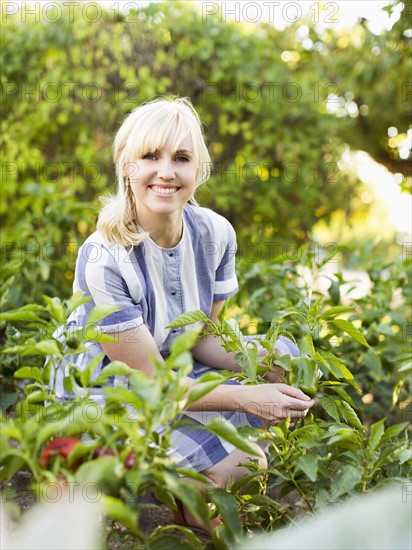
97,96,212,246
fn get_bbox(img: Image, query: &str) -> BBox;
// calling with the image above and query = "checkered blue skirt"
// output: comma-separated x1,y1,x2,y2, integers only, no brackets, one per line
169,336,300,472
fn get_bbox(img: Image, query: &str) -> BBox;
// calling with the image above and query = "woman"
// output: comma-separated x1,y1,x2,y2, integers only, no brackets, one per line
64,96,315,531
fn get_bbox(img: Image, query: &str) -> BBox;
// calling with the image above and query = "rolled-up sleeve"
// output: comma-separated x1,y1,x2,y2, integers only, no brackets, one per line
76,240,144,333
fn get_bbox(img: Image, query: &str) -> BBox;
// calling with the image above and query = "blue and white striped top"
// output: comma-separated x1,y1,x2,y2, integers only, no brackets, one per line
58,205,238,395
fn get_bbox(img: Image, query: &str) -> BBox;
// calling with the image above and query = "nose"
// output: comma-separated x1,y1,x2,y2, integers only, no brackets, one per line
157,157,175,181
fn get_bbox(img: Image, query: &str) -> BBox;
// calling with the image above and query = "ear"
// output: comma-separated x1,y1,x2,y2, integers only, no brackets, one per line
123,161,138,178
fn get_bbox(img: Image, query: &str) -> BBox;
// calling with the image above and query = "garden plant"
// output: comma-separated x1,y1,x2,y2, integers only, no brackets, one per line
1,245,410,549
1,1,411,548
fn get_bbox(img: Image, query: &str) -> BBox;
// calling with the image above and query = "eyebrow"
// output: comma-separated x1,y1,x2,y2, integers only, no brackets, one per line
144,148,193,156
174,149,193,155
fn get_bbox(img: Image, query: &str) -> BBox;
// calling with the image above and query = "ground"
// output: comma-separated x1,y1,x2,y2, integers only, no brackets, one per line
2,471,211,548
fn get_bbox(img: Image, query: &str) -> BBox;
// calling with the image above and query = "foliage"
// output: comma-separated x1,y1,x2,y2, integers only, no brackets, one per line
234,244,412,427
1,1,411,548
0,293,240,547
1,245,410,549
168,250,411,536
237,486,411,550
1,1,411,310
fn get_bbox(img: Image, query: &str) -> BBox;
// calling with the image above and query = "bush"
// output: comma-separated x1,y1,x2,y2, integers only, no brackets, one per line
1,245,410,549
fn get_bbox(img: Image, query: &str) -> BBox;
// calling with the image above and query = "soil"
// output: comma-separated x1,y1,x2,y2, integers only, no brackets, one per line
3,471,301,547
2,471,211,548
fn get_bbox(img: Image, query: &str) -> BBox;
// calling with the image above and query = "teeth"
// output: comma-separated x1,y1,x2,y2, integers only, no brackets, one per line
151,186,178,195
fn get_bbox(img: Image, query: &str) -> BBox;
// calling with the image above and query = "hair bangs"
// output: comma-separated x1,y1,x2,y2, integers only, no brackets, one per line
124,105,198,165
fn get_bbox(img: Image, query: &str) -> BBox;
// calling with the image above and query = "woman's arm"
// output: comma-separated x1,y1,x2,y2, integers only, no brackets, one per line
100,321,315,423
192,301,286,382
191,300,245,372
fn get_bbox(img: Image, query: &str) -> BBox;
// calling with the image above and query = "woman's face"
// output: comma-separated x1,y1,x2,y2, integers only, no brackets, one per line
127,134,197,224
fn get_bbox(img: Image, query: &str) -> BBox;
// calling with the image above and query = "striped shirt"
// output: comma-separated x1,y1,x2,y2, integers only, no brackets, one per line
57,205,238,397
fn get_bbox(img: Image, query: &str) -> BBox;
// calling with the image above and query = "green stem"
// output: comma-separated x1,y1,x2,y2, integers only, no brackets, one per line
4,448,43,483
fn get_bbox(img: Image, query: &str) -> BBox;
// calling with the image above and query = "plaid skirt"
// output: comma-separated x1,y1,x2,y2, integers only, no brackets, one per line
169,336,300,472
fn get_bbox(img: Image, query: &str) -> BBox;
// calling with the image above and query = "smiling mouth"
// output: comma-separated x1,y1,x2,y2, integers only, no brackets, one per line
150,185,179,195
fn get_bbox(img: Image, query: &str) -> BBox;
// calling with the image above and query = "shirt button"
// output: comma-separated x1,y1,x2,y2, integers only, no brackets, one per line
168,252,174,257
172,329,177,333
171,291,176,296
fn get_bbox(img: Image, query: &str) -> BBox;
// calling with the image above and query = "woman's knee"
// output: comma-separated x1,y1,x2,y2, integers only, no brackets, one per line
202,444,267,487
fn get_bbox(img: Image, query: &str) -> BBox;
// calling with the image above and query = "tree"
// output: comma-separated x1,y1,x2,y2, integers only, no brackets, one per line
1,1,409,304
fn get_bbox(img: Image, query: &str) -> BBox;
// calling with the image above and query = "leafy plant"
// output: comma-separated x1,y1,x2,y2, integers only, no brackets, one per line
1,292,260,548
166,249,411,534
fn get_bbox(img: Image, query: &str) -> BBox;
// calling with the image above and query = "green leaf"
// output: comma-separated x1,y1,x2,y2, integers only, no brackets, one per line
0,310,46,323
328,279,340,305
222,318,244,348
316,352,360,391
14,367,43,385
244,342,258,381
63,376,74,396
381,422,409,443
398,361,412,373
298,333,315,357
168,327,202,359
167,310,210,328
398,449,412,464
2,341,62,357
204,419,261,456
271,308,301,322
80,352,105,387
65,290,91,317
42,295,65,324
162,471,210,529
333,465,362,498
208,488,243,542
104,385,145,415
66,441,96,467
339,401,364,431
318,395,340,422
101,496,141,536
327,385,356,408
363,350,383,378
330,319,370,348
217,298,230,322
369,419,386,453
92,360,135,385
0,456,26,483
295,454,319,482
0,423,23,442
75,456,123,493
70,327,119,344
87,304,122,325
272,354,291,371
175,468,210,484
26,390,51,403
322,306,354,318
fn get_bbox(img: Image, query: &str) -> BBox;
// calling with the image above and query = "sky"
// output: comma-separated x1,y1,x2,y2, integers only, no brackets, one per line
195,0,399,32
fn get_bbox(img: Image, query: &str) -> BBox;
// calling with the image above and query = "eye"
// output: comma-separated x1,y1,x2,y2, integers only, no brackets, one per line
175,155,189,162
142,152,157,160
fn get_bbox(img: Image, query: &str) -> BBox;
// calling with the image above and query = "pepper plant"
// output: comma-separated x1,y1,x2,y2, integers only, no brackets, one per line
1,245,411,549
167,255,411,537
0,291,257,549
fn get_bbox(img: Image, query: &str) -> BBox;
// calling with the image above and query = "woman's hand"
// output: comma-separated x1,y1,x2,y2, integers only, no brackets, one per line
237,383,315,425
